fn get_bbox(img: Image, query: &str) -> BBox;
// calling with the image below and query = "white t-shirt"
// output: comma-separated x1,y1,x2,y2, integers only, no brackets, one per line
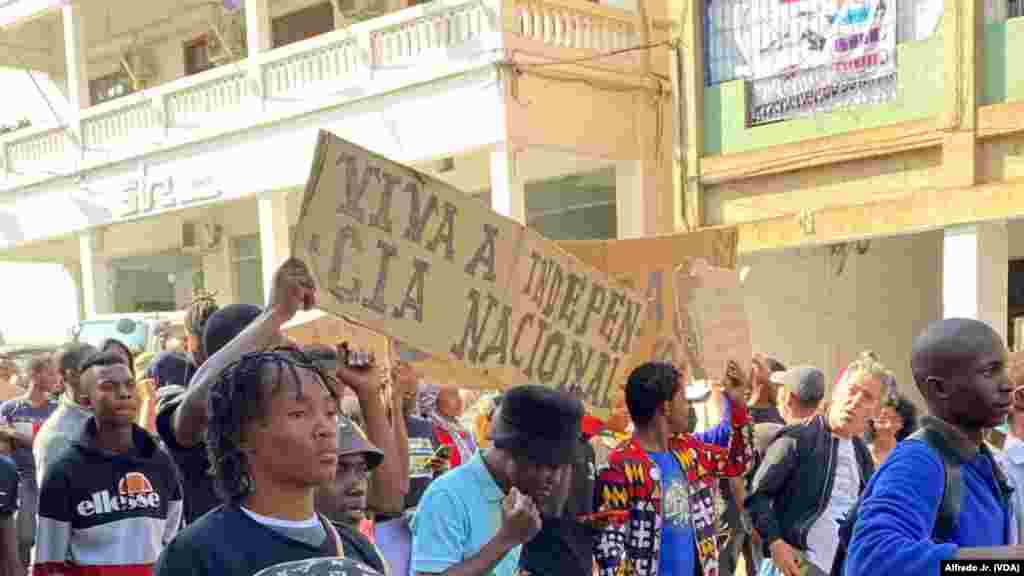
806,438,861,572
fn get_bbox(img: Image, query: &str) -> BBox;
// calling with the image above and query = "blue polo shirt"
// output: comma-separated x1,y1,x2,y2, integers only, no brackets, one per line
410,452,518,576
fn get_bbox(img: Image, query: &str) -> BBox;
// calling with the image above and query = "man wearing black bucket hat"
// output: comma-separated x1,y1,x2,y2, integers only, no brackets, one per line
411,384,583,576
518,384,599,576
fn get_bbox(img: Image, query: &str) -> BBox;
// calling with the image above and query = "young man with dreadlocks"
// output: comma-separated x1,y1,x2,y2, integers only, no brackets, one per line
183,291,219,368
154,347,349,576
140,292,216,391
155,259,312,524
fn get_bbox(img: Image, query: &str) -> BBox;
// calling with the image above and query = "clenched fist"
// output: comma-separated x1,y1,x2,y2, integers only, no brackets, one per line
269,258,316,322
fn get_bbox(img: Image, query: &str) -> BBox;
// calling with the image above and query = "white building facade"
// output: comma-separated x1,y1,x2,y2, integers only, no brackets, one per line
0,0,674,317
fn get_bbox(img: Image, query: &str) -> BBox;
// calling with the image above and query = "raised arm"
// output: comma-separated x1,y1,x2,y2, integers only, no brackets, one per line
390,363,416,496
171,259,314,448
339,357,405,516
689,361,754,477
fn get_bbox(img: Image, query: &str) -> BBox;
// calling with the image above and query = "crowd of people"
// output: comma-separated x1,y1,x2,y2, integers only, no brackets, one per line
0,257,1018,575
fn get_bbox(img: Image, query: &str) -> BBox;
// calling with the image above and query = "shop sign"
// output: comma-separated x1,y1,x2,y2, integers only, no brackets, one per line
113,169,223,220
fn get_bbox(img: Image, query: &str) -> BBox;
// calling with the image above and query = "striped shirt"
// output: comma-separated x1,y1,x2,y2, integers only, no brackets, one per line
32,418,183,576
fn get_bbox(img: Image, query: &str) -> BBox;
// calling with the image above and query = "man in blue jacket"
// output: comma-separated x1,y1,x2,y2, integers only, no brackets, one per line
846,318,1021,575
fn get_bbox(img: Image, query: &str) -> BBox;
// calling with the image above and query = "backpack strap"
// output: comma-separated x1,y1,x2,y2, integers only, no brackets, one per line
831,424,966,576
909,426,962,541
320,513,348,558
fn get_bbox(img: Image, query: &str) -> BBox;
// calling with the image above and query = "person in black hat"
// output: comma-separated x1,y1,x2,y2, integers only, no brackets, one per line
411,385,583,576
519,384,598,576
316,416,388,574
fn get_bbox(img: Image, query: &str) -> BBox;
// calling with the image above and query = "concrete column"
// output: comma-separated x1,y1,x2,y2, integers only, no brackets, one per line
62,262,86,322
62,2,89,112
616,159,657,239
79,230,112,318
943,223,1009,342
943,0,983,131
489,144,526,223
941,0,984,188
669,0,703,231
245,0,273,55
258,190,291,305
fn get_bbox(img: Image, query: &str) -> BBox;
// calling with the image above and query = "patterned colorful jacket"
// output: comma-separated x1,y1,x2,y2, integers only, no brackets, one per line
593,396,754,576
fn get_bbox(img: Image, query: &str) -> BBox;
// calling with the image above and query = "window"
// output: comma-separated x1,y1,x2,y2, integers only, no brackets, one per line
272,2,335,49
184,36,214,76
474,167,617,241
526,167,616,241
89,71,134,105
232,235,265,307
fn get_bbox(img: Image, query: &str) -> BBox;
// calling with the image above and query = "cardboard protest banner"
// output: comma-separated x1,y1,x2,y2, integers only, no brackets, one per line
292,131,648,416
674,258,752,383
560,228,738,374
559,229,738,421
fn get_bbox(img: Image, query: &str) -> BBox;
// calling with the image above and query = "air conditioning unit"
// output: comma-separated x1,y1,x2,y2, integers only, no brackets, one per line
181,220,224,253
181,220,201,253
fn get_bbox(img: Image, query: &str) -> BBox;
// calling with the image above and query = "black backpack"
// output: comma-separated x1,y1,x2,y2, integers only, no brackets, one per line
830,425,962,576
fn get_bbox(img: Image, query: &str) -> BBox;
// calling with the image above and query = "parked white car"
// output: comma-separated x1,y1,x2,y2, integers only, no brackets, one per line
73,311,187,357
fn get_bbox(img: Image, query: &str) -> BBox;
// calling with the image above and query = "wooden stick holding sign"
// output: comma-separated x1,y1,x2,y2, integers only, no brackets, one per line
291,131,648,418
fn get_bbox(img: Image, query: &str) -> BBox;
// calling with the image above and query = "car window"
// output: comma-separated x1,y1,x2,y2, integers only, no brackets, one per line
78,320,148,353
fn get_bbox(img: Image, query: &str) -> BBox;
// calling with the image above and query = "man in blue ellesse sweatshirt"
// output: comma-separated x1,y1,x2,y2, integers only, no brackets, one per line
846,319,1022,575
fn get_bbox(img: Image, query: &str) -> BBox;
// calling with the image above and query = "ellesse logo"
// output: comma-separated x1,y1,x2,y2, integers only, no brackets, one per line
76,472,161,517
119,472,152,496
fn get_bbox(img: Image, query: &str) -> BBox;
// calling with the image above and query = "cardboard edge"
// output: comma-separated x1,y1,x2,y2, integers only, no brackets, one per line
292,130,333,256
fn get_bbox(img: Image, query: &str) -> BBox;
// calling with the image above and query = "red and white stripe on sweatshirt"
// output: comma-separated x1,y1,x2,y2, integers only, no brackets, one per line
32,422,183,576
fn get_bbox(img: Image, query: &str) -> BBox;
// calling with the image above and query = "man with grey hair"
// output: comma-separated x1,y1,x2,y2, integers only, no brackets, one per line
746,359,885,576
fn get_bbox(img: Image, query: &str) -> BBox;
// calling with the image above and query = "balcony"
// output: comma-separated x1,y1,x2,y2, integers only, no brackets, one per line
0,0,641,191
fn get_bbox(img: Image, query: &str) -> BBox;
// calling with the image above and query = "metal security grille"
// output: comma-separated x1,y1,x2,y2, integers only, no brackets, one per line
705,0,944,87
705,0,931,125
704,0,751,86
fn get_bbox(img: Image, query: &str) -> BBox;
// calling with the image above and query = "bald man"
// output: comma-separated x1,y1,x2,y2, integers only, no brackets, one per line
845,318,1022,576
